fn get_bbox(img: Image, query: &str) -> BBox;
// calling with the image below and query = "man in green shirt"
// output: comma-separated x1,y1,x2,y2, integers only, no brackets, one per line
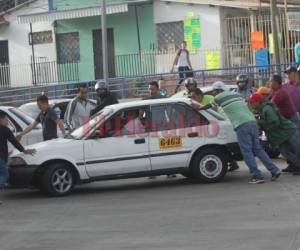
190,87,239,172
194,81,281,184
190,88,215,107
248,93,300,174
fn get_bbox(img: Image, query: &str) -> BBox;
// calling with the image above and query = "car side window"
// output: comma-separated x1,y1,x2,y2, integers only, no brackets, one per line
151,103,209,132
99,107,149,138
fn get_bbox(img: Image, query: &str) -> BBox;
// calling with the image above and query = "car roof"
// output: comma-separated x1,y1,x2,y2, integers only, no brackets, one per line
106,98,191,111
19,99,71,108
0,106,14,111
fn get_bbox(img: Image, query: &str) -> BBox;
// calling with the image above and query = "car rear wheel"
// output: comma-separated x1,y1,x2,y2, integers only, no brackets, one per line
191,148,227,183
41,163,75,197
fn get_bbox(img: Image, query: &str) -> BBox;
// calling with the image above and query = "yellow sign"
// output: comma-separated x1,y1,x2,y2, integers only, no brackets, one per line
205,51,220,70
268,33,274,54
159,136,182,149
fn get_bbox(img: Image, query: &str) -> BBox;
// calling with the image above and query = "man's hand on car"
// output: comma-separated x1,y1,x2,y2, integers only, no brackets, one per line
24,149,36,156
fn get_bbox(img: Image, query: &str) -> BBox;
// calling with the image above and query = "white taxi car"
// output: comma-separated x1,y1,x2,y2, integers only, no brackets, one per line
8,98,242,196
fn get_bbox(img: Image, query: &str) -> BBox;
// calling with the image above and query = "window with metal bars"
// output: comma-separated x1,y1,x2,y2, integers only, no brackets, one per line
56,32,80,63
156,21,184,51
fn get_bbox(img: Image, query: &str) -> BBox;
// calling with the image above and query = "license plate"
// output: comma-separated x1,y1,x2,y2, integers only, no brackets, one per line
159,136,182,149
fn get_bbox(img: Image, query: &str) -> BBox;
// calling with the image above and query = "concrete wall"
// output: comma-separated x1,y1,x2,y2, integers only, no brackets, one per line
55,4,155,80
0,0,56,87
153,1,223,71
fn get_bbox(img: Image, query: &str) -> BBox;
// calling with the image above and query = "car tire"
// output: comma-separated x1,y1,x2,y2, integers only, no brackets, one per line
41,163,75,197
191,148,227,183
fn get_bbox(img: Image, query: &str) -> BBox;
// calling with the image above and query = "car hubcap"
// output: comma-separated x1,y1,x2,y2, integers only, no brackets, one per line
51,169,73,194
199,155,222,179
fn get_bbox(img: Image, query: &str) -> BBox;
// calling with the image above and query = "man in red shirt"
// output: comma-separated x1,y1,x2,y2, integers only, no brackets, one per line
270,74,300,172
282,66,300,112
270,75,299,122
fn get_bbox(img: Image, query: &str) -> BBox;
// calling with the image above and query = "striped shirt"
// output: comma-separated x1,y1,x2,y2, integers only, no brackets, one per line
213,91,255,129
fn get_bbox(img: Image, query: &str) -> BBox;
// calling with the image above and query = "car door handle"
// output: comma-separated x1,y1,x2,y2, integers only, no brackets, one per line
188,132,199,138
134,138,146,144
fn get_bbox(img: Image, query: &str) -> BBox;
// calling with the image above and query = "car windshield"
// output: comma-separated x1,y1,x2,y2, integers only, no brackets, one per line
71,109,111,139
18,104,40,119
9,108,37,126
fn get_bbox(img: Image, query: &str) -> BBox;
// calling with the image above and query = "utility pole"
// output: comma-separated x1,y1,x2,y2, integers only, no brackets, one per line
101,0,109,87
284,0,290,62
270,0,281,71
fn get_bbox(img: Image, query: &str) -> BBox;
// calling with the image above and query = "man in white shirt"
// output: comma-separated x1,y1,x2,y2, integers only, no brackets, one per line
65,85,95,130
172,41,193,93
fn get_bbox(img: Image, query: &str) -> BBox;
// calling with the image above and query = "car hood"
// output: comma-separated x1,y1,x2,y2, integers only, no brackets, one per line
12,138,75,156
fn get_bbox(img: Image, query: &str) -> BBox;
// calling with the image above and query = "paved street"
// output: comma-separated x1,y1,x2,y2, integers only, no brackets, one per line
1,158,300,250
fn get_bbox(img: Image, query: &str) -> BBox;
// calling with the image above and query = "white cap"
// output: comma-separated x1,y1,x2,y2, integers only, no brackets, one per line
211,81,229,91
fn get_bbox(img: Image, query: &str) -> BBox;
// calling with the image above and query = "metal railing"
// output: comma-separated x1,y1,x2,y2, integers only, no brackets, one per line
0,61,79,88
0,63,291,107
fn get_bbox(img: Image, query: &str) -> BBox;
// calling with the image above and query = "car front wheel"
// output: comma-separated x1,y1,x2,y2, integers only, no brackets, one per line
191,148,227,183
41,163,75,196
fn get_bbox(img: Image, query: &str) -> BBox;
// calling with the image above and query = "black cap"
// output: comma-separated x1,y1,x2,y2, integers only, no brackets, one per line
284,66,297,74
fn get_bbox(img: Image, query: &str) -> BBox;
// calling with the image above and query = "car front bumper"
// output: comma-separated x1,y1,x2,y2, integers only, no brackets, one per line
8,165,39,187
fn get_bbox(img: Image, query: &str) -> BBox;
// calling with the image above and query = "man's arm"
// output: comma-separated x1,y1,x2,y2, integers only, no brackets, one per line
64,99,77,130
56,119,65,135
50,109,65,135
192,102,213,110
17,121,39,141
171,49,180,72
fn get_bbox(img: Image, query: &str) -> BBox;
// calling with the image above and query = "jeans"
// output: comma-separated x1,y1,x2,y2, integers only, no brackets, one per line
0,159,8,189
236,121,279,178
291,113,300,134
279,131,300,168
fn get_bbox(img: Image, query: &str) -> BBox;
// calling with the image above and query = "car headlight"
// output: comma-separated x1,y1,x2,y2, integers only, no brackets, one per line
8,157,27,167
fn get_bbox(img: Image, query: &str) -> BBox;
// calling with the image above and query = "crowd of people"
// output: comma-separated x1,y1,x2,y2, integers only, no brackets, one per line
189,66,300,184
1,51,300,203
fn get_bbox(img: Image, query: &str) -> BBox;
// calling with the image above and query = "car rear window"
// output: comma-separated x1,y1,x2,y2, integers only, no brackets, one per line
9,108,37,126
19,104,40,119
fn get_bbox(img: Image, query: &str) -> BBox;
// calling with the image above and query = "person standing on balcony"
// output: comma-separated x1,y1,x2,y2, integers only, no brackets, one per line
171,41,193,93
65,85,95,130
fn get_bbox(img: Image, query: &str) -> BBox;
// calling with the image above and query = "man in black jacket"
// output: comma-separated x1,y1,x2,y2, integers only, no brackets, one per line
0,110,36,204
90,81,118,116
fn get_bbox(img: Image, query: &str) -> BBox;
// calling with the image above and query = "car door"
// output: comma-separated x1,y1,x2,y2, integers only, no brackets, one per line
149,102,211,171
83,106,151,178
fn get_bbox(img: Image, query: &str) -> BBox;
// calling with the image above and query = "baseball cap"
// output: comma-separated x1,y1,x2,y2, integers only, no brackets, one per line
211,81,229,91
284,66,297,74
257,87,271,95
247,92,264,103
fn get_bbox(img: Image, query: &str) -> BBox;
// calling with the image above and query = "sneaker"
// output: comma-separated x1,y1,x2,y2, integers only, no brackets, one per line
248,177,265,184
282,165,297,173
271,171,281,181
